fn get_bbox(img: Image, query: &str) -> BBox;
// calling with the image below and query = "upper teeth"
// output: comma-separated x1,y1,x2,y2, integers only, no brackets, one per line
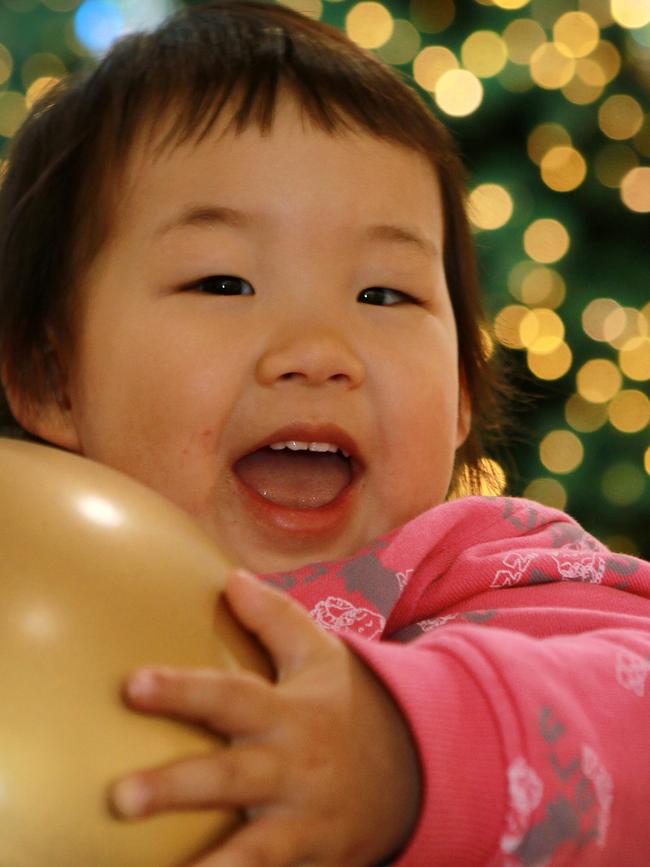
269,440,350,458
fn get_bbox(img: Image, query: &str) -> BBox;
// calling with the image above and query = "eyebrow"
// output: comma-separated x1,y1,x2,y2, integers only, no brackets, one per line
154,205,439,258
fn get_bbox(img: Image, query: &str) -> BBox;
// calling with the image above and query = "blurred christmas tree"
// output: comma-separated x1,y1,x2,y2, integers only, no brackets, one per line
0,0,648,555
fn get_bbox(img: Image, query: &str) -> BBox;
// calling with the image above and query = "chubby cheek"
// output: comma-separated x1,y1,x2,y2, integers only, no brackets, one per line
71,321,226,507
370,351,459,524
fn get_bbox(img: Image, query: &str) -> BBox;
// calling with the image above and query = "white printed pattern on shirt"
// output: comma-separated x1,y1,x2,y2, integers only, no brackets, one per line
500,757,544,856
581,745,613,847
396,569,413,590
615,647,650,697
418,613,460,632
310,596,385,639
491,551,605,589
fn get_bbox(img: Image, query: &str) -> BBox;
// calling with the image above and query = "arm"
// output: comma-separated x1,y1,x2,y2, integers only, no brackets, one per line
348,620,650,866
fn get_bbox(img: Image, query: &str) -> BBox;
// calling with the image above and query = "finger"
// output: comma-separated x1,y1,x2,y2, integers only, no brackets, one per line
224,569,335,676
123,666,276,736
110,743,282,818
187,812,309,867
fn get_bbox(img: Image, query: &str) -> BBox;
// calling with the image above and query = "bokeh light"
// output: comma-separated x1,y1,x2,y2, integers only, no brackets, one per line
345,2,393,49
620,166,650,212
74,0,125,54
599,94,644,140
524,477,568,510
523,218,570,263
434,69,483,117
468,183,514,230
461,31,508,78
540,145,587,191
576,358,623,403
553,11,600,58
608,390,650,433
539,430,584,474
601,462,646,506
610,0,650,30
413,45,458,91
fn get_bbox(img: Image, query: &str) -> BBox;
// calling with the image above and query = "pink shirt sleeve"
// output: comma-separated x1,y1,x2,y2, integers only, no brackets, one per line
268,497,650,865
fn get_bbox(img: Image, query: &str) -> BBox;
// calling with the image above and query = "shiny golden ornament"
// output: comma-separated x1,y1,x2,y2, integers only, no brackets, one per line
0,438,270,867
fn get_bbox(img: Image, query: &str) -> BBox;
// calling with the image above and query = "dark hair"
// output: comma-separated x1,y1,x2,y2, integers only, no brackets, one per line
0,0,508,492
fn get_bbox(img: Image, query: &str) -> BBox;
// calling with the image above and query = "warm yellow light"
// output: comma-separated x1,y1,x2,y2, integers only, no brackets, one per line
502,18,546,64
494,304,529,349
575,57,607,86
453,457,507,497
412,45,458,91
540,145,587,192
576,358,623,403
493,0,531,8
601,462,646,506
608,390,650,433
530,43,576,89
524,477,567,510
480,326,495,360
461,31,508,78
578,0,614,28
25,76,60,110
611,0,650,29
518,265,566,308
598,94,644,140
539,430,584,474
523,218,570,264
561,74,603,106
565,393,608,432
620,166,650,213
0,43,12,87
594,143,639,188
606,307,648,349
410,0,455,34
520,308,565,353
527,341,573,380
346,2,393,49
645,445,650,475
582,298,623,341
619,337,650,381
377,18,421,65
281,0,323,18
20,52,67,89
468,183,514,230
435,69,483,117
553,11,600,58
588,40,622,83
0,91,28,139
527,122,572,165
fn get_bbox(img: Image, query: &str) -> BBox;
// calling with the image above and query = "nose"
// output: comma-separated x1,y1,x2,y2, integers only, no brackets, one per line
255,320,366,389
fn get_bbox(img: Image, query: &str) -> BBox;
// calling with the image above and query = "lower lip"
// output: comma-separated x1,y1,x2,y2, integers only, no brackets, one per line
233,471,362,539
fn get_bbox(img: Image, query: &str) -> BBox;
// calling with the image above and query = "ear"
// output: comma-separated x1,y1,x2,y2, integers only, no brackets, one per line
455,378,472,449
2,351,81,452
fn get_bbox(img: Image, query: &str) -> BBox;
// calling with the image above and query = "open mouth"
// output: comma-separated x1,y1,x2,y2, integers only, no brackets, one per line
233,444,354,510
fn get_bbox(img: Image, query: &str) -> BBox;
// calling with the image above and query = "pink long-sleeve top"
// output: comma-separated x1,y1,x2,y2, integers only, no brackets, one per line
261,496,650,866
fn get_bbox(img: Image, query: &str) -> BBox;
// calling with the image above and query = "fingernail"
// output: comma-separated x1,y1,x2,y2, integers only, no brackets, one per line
111,777,150,818
126,669,156,701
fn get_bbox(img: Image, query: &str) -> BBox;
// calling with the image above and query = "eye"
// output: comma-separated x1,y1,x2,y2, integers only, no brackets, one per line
185,275,255,296
358,286,417,306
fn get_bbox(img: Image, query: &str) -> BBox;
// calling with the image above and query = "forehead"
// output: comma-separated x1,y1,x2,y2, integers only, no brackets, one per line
113,95,445,247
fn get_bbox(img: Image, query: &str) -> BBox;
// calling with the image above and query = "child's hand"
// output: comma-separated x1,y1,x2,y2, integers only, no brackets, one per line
110,569,421,867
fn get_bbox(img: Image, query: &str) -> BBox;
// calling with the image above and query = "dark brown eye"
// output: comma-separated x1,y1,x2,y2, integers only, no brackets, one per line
188,276,254,295
358,287,412,306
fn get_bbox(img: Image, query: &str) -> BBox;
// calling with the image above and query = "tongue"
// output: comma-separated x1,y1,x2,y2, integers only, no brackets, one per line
234,447,352,509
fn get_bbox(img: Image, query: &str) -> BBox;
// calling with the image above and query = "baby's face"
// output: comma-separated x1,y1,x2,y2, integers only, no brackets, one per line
49,95,468,572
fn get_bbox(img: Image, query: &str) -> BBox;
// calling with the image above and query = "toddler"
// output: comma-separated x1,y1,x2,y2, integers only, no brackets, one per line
1,2,649,865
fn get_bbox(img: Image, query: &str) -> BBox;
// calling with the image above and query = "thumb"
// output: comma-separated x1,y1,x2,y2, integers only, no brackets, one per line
223,569,330,677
